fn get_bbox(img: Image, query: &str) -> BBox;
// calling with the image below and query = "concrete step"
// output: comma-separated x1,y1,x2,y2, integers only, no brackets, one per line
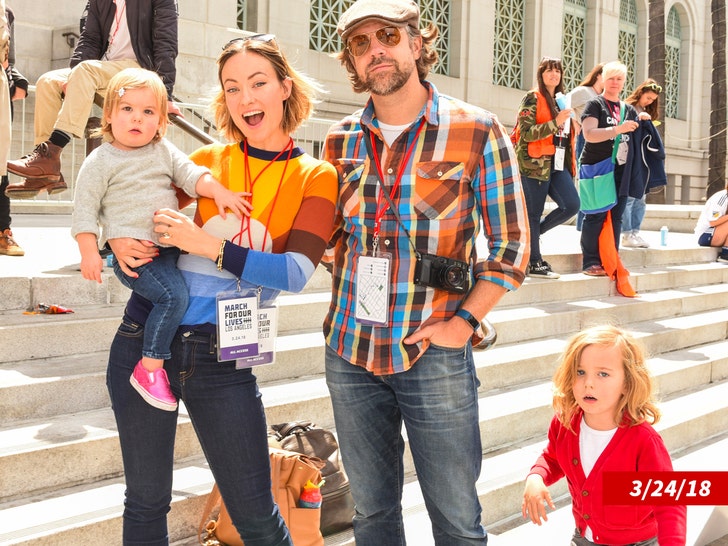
489,434,728,546
4,379,727,546
479,309,728,392
3,326,726,508
4,261,727,374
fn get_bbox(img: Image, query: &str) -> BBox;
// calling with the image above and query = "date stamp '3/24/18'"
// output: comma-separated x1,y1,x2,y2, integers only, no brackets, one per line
603,472,728,505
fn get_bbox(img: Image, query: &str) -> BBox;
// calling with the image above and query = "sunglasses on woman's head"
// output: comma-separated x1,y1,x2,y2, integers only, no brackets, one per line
222,33,276,50
346,26,402,57
645,82,662,93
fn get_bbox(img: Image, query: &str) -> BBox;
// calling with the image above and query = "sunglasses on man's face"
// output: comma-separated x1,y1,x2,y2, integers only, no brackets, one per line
645,82,662,93
346,26,402,57
223,33,276,50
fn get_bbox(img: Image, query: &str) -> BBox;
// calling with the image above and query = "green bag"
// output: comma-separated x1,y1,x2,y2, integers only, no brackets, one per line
578,156,617,213
578,101,624,214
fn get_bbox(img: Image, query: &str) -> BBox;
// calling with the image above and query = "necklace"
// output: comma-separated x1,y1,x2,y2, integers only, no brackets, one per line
108,0,127,48
232,138,295,251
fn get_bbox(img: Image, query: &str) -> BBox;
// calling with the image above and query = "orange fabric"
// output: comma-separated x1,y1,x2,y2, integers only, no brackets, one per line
527,91,556,158
599,211,636,297
526,91,577,174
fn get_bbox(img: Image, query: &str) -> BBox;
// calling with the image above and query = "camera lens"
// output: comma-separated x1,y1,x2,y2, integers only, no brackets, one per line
442,265,466,289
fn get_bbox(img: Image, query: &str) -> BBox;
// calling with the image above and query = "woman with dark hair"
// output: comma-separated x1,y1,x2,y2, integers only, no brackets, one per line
514,56,580,279
105,35,338,545
621,78,663,248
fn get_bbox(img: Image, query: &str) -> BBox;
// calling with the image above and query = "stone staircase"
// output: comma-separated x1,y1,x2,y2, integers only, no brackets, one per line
1,215,727,545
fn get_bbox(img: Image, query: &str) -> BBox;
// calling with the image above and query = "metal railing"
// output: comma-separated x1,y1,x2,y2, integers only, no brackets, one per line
9,87,336,202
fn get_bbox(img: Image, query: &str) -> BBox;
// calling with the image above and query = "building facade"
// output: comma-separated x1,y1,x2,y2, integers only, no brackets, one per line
11,0,720,204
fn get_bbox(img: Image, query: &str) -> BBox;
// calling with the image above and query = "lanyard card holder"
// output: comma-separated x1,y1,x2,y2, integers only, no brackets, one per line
236,304,279,369
216,289,259,362
355,252,391,327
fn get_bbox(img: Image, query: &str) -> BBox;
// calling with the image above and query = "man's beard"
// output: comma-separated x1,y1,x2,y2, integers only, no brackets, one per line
364,57,413,96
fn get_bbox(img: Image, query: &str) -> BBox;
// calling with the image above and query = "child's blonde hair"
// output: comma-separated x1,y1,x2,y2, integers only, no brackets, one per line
98,67,169,143
552,324,660,430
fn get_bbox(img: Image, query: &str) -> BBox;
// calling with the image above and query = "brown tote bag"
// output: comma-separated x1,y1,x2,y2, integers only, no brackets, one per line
199,448,324,546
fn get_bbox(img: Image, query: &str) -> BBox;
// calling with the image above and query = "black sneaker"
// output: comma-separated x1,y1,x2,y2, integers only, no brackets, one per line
717,253,728,264
527,260,561,279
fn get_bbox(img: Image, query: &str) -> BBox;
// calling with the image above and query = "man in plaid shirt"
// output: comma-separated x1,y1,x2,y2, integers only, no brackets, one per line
322,0,530,543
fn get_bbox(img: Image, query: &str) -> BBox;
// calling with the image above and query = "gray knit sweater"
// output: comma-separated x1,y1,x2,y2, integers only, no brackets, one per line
72,139,209,247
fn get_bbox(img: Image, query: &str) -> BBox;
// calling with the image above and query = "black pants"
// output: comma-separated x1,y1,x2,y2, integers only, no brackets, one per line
0,176,10,231
571,528,658,546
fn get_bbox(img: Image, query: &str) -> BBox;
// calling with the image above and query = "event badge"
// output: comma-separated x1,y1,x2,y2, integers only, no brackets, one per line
554,146,565,171
216,291,259,361
616,138,629,165
355,254,391,326
236,306,278,368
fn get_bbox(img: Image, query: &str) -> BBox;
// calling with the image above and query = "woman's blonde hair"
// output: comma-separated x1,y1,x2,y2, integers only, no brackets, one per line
552,324,660,431
601,61,628,82
98,67,168,143
335,23,439,94
212,35,324,142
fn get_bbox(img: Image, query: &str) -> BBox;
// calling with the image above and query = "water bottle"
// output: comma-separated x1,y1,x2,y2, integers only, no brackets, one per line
660,226,668,246
555,92,567,110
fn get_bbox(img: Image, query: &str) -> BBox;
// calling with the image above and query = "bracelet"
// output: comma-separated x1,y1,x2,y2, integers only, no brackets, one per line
216,239,226,271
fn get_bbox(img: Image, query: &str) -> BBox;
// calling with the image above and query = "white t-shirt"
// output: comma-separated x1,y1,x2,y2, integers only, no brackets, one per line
579,416,617,542
104,0,136,62
695,189,728,235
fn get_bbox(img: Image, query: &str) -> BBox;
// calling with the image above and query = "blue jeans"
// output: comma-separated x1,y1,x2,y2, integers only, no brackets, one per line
580,195,628,269
113,246,188,360
107,317,292,546
621,195,647,233
325,344,487,546
522,168,580,263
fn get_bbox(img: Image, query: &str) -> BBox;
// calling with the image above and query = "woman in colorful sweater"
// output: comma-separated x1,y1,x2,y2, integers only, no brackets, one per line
106,35,337,544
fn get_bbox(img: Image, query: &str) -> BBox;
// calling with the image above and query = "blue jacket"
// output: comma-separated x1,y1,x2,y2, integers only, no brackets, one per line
619,119,666,199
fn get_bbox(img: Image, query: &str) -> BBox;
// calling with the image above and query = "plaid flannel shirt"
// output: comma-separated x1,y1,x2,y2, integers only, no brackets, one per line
322,81,529,375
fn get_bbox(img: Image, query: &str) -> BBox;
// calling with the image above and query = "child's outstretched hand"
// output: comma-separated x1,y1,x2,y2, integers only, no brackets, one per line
522,474,555,525
211,185,252,220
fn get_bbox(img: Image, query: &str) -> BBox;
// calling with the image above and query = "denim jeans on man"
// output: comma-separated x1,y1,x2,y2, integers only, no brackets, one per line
522,167,580,263
107,317,291,546
112,246,188,360
621,195,647,233
325,344,487,545
580,194,628,269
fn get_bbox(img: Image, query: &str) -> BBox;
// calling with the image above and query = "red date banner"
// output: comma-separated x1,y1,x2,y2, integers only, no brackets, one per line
603,472,728,505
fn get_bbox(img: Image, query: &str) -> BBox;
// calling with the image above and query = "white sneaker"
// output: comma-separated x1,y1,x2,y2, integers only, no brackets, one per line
631,232,650,248
622,233,639,248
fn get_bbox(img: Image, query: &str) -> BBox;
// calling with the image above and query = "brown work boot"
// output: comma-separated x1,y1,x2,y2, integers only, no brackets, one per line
5,173,67,199
0,228,24,256
7,141,62,180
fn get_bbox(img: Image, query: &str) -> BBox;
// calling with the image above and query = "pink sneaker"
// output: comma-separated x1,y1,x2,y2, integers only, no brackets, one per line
130,360,178,411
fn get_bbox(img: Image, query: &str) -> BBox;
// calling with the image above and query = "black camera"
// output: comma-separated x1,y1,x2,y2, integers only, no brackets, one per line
414,253,470,294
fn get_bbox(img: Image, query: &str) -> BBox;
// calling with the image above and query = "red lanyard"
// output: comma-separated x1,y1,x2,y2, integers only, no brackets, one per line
609,100,621,126
109,0,126,47
231,138,294,251
369,118,426,248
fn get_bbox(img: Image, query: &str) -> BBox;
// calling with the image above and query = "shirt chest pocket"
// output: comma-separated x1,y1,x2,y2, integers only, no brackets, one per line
333,159,366,220
413,161,467,220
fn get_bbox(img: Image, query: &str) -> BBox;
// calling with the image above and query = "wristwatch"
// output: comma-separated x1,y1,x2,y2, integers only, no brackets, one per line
454,308,480,331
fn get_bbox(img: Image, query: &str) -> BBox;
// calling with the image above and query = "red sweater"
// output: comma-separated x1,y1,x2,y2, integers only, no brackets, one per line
529,411,686,545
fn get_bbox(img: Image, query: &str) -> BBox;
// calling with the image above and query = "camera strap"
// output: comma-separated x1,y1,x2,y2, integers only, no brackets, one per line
363,127,422,259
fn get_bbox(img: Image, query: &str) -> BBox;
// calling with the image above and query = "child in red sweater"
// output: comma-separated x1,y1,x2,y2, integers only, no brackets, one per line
522,325,686,545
